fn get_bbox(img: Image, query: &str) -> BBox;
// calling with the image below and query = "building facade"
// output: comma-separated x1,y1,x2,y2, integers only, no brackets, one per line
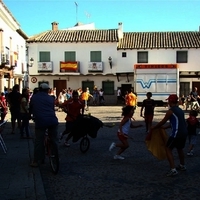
0,1,28,92
27,22,200,104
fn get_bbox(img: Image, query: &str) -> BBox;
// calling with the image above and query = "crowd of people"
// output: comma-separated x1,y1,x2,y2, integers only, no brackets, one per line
179,87,200,111
1,84,200,177
55,86,105,110
110,92,200,177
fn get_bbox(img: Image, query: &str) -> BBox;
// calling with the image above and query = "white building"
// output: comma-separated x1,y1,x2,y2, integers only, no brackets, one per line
0,1,28,92
27,21,200,104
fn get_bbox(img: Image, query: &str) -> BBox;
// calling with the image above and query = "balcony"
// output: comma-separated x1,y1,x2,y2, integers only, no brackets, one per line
60,61,79,73
88,62,103,72
38,62,53,73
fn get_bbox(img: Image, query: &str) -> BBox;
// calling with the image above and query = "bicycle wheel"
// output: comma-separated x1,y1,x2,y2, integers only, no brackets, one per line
80,136,90,153
48,140,59,174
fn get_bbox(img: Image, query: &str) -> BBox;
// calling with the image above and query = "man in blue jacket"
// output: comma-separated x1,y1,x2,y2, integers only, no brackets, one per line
29,83,59,167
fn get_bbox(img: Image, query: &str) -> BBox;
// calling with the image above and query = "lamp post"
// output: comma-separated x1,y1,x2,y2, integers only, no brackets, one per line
29,58,34,67
108,56,112,69
25,58,34,88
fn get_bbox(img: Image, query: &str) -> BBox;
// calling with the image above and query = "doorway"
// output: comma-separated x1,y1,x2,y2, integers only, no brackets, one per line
121,84,132,98
192,82,200,94
53,80,67,98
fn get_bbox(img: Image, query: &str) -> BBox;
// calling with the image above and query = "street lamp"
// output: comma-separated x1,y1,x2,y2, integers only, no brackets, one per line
29,58,34,67
108,56,112,69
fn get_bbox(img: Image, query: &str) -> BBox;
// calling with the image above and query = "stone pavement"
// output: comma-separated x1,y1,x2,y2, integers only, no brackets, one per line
0,113,46,200
42,106,200,200
1,106,200,200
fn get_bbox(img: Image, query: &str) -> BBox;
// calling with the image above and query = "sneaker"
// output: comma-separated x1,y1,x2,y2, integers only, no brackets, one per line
176,164,186,171
59,132,63,143
166,169,178,177
30,162,38,168
64,142,70,147
109,142,116,151
114,155,124,160
187,152,193,156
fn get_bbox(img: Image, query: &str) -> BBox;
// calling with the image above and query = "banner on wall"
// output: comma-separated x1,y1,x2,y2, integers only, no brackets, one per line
60,61,79,72
38,62,53,72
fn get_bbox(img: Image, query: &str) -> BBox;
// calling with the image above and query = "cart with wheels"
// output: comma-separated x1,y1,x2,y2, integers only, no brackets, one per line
71,115,103,153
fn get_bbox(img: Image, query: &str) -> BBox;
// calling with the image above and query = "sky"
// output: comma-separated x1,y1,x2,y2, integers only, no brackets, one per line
2,0,200,36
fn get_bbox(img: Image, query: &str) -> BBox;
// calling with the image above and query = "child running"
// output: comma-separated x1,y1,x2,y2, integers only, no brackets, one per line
109,106,142,160
140,92,155,133
186,110,200,156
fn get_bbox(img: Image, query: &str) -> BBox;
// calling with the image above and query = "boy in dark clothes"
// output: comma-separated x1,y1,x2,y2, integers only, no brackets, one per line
140,92,155,132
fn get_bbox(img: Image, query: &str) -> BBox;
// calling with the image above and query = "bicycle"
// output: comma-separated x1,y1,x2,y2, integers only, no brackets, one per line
44,129,59,174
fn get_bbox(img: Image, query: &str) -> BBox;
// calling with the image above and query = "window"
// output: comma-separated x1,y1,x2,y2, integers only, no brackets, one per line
102,81,114,95
90,51,101,62
65,51,76,61
176,51,188,63
122,52,126,57
39,52,50,62
137,51,148,63
82,81,94,93
180,82,190,97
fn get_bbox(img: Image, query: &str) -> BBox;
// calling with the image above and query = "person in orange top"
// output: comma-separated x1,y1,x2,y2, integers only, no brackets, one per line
127,89,137,108
81,88,93,111
59,90,84,146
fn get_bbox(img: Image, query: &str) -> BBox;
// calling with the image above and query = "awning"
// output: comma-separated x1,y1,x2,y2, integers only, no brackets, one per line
116,72,134,82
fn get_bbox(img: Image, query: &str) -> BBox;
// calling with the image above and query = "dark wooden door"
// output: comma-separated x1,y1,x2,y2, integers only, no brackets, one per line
53,80,67,98
121,84,132,97
192,82,200,95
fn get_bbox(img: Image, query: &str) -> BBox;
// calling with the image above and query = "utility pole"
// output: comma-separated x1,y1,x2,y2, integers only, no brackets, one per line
75,2,78,23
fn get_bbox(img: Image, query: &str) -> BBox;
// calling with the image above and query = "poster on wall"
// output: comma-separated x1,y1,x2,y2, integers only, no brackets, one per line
38,62,53,72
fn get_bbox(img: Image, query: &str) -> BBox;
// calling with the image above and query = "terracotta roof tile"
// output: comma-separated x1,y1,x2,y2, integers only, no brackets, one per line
27,29,119,43
118,32,200,49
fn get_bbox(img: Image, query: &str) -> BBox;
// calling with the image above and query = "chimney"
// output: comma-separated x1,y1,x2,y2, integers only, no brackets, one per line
51,22,59,31
118,22,123,39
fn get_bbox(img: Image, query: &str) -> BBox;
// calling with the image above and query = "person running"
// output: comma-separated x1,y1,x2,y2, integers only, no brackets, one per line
190,87,200,111
81,88,93,111
59,90,84,147
127,88,137,109
140,92,155,133
109,106,142,160
150,94,187,177
186,110,200,156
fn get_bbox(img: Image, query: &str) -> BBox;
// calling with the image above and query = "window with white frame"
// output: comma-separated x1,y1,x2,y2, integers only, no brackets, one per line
122,52,126,57
90,51,101,62
137,51,148,63
65,51,76,61
102,81,114,95
176,51,188,63
39,52,50,62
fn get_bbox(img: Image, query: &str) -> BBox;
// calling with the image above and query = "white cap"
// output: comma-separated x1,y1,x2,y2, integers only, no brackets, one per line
39,83,50,89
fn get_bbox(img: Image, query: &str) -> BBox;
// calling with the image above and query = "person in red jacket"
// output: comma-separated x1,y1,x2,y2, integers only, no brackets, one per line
59,90,84,146
0,92,8,123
